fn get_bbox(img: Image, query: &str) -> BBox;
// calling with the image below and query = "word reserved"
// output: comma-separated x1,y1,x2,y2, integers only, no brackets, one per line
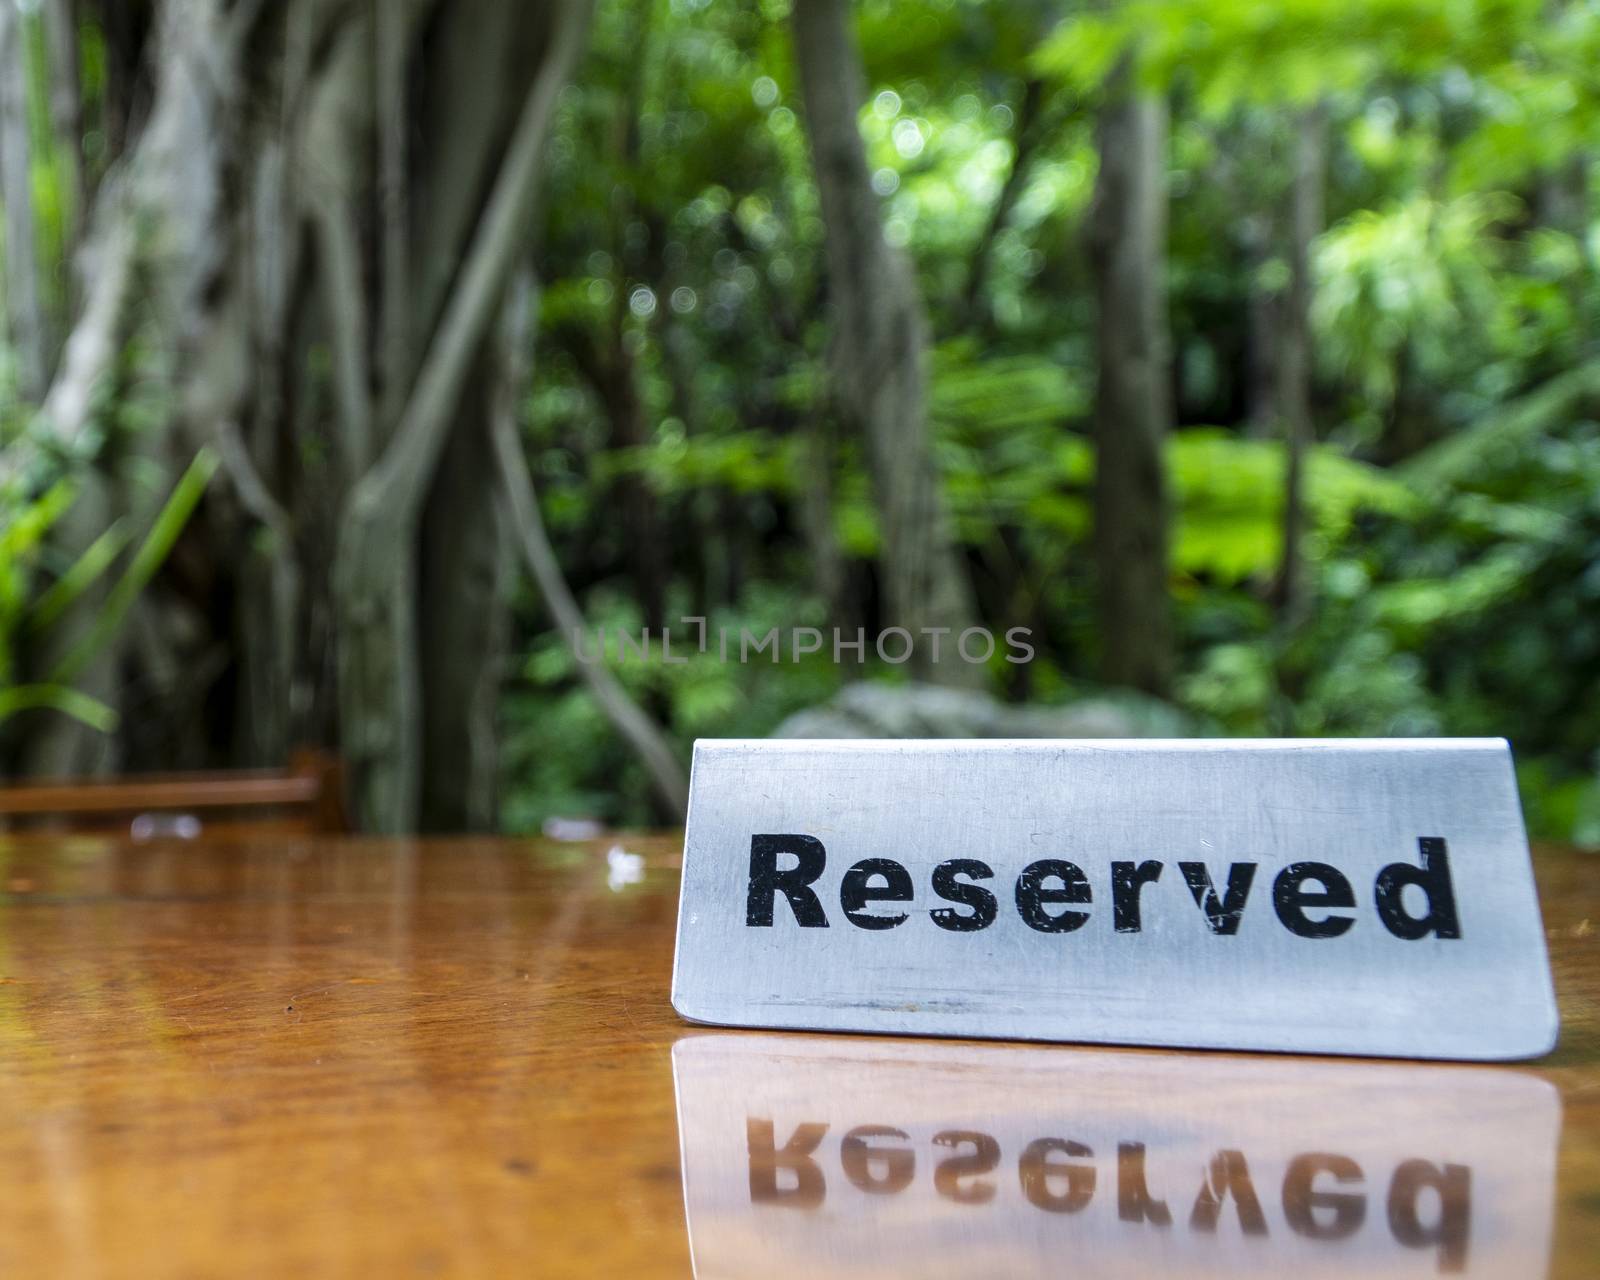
746,833,1459,940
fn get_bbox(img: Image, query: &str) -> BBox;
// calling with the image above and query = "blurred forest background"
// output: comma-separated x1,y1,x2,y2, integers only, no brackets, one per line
0,0,1597,842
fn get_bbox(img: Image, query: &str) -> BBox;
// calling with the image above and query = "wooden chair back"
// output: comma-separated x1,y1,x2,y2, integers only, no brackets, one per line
0,751,348,837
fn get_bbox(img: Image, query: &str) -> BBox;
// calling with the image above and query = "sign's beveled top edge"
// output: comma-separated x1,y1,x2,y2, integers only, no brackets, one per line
689,736,1512,753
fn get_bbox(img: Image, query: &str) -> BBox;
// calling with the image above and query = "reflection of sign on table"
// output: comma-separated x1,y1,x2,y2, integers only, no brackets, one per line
673,1035,1559,1279
673,739,1558,1059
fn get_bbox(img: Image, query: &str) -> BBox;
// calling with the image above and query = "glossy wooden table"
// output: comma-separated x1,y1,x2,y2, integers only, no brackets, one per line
0,833,1593,1277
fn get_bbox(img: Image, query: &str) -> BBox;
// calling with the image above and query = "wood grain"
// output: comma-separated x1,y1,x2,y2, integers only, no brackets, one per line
0,833,1590,1278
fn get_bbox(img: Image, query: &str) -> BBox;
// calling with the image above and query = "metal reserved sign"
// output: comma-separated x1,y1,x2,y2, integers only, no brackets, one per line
670,739,1559,1060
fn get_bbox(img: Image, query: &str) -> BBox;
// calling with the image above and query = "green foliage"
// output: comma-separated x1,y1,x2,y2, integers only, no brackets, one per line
501,0,1600,844
1171,431,1414,583
598,428,806,498
931,342,1092,550
1,440,218,734
1036,0,1562,110
926,338,1414,585
1310,191,1577,443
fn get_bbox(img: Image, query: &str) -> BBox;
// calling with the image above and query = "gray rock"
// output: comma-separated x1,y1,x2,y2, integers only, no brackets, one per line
772,682,1200,740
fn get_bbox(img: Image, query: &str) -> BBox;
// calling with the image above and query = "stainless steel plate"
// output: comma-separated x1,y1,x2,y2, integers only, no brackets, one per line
670,739,1558,1060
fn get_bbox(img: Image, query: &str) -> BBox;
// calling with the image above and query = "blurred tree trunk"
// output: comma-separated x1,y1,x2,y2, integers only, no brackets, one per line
791,0,983,689
19,0,591,834
0,0,48,403
1242,216,1280,440
87,0,152,167
798,408,847,620
406,2,575,832
1089,59,1172,697
41,0,85,293
607,340,667,632
418,365,510,832
1385,339,1428,462
1274,105,1326,632
332,0,591,833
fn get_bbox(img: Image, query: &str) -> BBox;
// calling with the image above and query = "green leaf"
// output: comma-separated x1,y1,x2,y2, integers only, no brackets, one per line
26,517,134,633
0,683,118,731
50,448,219,685
0,477,74,557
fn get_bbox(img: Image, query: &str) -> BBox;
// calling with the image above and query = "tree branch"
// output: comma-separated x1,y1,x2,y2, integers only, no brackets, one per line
215,419,292,544
355,0,592,525
491,272,689,820
961,77,1050,335
375,0,411,434
37,212,139,449
310,193,375,477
